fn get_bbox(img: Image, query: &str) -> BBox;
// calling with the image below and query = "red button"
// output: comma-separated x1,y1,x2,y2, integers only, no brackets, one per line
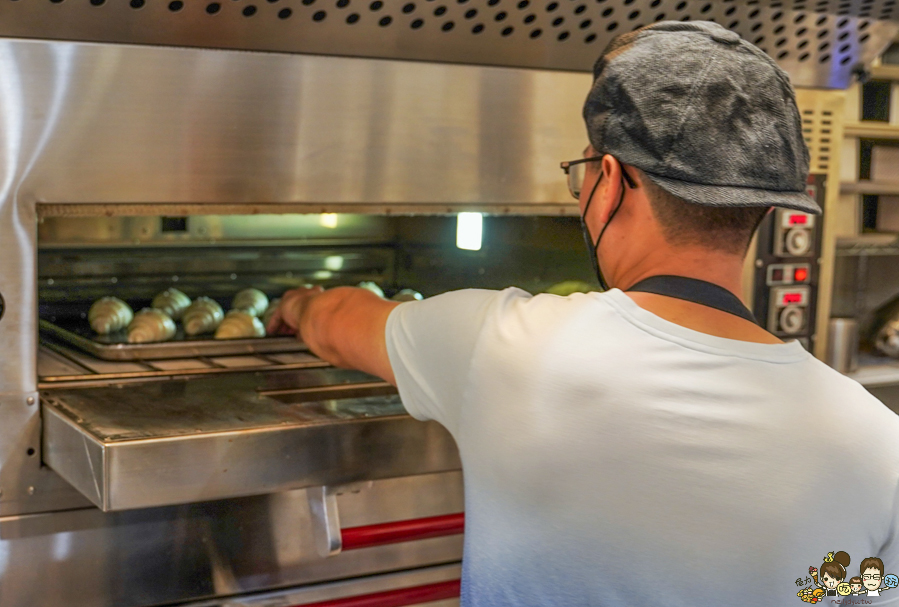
794,267,809,282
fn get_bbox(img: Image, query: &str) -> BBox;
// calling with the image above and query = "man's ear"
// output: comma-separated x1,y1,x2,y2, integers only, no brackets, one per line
597,155,624,224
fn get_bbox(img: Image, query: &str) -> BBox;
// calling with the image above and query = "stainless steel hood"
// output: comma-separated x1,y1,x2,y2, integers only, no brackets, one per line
0,0,896,89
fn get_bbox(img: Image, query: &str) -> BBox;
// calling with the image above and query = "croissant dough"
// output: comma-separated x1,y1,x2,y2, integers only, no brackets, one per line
127,309,176,344
262,298,281,327
391,289,423,302
89,297,134,334
214,310,266,340
151,288,191,320
357,281,385,298
232,288,269,317
183,297,225,336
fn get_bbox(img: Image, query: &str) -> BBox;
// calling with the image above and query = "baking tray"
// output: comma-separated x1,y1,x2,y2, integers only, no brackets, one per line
39,318,308,361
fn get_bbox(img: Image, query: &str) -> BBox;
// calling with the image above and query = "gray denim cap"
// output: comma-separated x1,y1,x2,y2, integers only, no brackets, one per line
583,21,820,214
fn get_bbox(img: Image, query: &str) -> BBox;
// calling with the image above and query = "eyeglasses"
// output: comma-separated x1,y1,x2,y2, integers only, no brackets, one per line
560,156,636,200
863,574,883,581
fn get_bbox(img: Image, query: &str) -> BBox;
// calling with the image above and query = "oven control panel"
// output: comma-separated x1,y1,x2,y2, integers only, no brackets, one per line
768,285,811,336
752,175,825,350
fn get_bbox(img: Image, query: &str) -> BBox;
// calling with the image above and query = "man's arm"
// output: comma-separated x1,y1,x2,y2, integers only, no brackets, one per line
266,286,400,385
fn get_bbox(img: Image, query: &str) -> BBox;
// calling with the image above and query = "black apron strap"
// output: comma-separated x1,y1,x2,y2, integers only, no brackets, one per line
626,275,758,324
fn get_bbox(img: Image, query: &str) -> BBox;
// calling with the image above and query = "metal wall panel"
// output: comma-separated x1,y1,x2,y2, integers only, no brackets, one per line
0,39,91,516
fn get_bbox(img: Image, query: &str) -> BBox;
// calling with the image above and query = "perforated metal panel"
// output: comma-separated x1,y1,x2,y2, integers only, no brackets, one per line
796,90,842,171
0,0,896,89
791,88,845,359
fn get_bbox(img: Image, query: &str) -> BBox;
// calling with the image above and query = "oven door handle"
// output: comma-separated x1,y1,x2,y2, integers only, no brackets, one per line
307,486,464,558
286,579,461,607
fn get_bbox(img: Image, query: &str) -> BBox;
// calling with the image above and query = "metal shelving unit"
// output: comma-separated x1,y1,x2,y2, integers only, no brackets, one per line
849,355,899,386
836,234,899,255
835,56,899,386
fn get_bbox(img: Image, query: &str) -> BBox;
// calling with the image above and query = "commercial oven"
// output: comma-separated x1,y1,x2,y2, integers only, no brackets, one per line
0,1,896,605
25,211,590,607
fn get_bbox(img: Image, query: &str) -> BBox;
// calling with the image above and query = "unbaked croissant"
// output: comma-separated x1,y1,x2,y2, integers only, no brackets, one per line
232,288,269,317
183,297,224,336
262,298,280,327
391,289,423,302
214,310,266,340
88,297,134,334
357,281,384,298
151,288,191,320
127,309,176,344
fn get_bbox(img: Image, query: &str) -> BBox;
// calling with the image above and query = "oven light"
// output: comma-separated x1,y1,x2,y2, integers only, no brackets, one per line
324,255,344,271
313,270,333,280
320,213,339,229
456,212,483,251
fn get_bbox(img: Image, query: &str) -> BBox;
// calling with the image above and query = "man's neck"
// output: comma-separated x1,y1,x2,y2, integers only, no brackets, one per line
612,247,746,299
611,247,783,345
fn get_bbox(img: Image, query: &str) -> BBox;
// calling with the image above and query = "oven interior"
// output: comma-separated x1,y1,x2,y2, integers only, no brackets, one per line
36,212,591,512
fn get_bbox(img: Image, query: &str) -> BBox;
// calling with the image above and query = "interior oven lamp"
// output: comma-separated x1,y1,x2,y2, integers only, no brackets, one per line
324,255,344,271
320,213,339,229
456,212,483,251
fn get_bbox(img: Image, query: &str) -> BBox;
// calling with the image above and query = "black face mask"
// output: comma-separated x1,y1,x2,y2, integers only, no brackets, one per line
580,170,627,291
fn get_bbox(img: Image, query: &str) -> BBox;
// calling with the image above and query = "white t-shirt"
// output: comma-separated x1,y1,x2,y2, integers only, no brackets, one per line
385,288,899,606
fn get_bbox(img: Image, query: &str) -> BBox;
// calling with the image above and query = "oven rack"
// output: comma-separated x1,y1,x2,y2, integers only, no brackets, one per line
38,342,329,388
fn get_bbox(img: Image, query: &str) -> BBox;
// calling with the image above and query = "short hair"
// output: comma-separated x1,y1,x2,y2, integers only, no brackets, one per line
850,577,862,585
861,557,884,576
640,172,769,256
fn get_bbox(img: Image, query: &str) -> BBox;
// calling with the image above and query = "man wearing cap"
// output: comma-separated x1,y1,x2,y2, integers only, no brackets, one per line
269,22,899,606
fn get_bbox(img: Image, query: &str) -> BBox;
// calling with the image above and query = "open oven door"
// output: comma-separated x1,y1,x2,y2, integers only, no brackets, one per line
41,366,461,511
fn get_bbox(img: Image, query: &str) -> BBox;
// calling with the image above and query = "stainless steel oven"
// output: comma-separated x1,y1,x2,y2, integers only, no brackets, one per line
0,1,894,604
24,208,593,606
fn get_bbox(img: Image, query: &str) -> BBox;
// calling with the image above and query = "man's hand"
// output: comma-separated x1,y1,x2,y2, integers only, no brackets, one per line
267,285,400,385
266,286,324,336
